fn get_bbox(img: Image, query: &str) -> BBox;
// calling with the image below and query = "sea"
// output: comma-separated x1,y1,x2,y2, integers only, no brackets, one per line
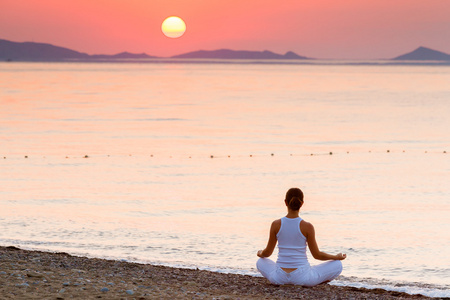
1,61,449,297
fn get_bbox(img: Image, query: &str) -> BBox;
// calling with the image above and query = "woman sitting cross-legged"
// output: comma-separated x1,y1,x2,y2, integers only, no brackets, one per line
256,187,346,286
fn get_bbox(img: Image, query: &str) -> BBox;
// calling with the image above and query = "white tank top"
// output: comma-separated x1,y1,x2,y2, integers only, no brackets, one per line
276,217,309,268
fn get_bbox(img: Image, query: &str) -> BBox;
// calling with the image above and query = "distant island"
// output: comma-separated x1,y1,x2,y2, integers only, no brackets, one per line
1,38,450,62
0,39,156,61
171,49,308,60
0,39,308,62
393,46,450,61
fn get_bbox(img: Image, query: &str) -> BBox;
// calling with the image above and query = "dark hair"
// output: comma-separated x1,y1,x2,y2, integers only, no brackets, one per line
285,187,304,211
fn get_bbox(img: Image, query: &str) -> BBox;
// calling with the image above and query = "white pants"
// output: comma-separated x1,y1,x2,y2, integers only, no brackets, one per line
256,258,342,287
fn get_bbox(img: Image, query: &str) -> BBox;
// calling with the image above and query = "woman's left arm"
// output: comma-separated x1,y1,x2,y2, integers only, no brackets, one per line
257,219,280,258
304,221,346,261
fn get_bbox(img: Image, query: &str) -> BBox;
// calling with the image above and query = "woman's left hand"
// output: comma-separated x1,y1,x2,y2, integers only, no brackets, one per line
257,250,263,257
336,253,347,260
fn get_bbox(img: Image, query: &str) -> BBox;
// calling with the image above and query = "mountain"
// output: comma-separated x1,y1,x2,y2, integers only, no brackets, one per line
4,38,448,62
0,39,156,61
0,39,309,61
0,39,89,61
171,49,309,60
90,52,155,59
393,46,450,61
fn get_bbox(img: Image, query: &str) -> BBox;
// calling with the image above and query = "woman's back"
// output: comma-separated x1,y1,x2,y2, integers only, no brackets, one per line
276,217,309,268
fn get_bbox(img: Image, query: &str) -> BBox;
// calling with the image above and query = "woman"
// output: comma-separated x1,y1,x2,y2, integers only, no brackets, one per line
256,187,346,286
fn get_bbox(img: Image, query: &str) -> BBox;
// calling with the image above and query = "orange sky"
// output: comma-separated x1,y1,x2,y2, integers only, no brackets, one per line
1,0,450,59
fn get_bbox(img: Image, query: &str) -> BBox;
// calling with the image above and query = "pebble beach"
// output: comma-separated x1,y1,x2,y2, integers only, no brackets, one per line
0,246,432,299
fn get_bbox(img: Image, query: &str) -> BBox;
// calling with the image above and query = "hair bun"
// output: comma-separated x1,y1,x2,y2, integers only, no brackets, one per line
288,196,302,211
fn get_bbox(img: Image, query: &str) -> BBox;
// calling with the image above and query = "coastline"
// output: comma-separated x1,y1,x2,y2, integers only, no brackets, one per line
0,246,430,299
2,58,450,66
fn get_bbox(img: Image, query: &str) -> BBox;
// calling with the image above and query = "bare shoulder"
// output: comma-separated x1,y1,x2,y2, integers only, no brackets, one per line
300,219,314,237
272,218,281,225
272,219,282,228
270,219,282,233
300,219,313,228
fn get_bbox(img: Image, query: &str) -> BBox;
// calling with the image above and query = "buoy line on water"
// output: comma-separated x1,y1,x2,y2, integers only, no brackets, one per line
1,149,448,160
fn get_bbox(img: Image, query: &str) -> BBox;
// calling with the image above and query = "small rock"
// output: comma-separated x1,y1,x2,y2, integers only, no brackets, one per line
27,271,44,278
63,282,70,286
16,283,30,287
0,271,6,275
126,290,134,295
6,246,20,250
59,288,66,294
101,287,109,292
107,282,114,286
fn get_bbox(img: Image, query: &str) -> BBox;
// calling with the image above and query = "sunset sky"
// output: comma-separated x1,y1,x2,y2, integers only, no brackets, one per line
1,0,450,59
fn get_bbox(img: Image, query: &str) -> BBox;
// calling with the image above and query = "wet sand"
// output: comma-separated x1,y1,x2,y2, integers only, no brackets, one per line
0,246,429,299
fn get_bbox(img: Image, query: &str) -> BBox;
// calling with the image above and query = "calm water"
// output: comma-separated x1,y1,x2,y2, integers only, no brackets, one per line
1,62,449,297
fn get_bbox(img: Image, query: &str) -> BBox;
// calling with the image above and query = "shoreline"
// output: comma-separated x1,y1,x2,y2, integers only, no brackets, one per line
0,246,431,299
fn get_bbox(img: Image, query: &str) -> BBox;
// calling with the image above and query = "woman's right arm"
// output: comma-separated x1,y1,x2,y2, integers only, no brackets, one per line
257,219,281,258
302,221,346,261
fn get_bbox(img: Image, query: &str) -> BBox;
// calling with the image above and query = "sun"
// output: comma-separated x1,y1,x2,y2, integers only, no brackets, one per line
161,16,186,38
